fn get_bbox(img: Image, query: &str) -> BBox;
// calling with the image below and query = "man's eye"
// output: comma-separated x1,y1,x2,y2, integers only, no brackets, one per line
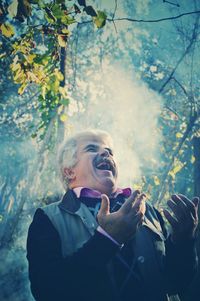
87,147,97,152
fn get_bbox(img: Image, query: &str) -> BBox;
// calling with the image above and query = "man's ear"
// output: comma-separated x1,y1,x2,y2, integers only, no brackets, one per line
63,167,76,181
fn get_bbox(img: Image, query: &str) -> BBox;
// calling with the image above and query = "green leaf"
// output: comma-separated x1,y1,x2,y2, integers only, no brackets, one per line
93,11,107,28
33,54,50,64
51,4,65,19
61,15,76,25
84,6,97,17
31,133,37,138
60,98,69,106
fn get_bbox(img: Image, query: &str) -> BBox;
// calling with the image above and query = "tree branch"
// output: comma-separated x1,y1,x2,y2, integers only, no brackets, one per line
78,10,200,26
172,77,188,97
107,10,200,23
159,15,199,93
164,104,182,120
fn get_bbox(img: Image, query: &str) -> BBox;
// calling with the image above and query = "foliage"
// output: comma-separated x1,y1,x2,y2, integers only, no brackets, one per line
0,0,107,139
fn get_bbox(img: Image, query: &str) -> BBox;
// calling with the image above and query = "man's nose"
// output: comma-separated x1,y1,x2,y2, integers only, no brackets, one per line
99,148,109,157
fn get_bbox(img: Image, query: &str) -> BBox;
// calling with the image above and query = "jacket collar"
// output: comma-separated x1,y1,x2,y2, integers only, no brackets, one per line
59,189,81,213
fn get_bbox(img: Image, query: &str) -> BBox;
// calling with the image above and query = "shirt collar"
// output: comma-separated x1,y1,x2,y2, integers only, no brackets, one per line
73,187,131,199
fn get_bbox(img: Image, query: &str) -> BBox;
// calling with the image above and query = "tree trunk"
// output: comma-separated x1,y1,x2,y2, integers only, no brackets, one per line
193,136,200,197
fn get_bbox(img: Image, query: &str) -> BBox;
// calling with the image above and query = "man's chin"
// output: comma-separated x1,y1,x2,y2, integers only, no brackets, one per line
97,179,117,196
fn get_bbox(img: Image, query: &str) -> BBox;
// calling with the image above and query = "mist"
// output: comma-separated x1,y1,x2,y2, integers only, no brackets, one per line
65,62,162,188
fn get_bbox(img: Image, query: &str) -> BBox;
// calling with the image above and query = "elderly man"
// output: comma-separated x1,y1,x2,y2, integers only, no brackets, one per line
27,129,199,301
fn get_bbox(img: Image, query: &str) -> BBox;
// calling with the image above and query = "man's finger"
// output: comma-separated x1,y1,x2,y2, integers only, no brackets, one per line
121,190,140,213
177,194,196,217
132,193,146,215
163,209,178,228
192,197,199,208
135,211,145,227
167,198,185,221
99,194,110,216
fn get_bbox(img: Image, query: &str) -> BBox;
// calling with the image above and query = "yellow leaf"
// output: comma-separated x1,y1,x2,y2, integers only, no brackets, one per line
191,155,195,164
1,23,15,37
59,86,67,98
57,105,64,115
132,183,143,191
18,83,27,95
169,89,176,96
26,54,36,63
173,164,183,174
168,159,184,179
60,114,67,122
153,176,160,186
7,197,14,213
14,69,25,82
176,132,183,138
61,28,70,35
41,85,47,99
168,170,175,180
11,62,21,72
54,68,64,81
0,53,6,59
58,35,66,47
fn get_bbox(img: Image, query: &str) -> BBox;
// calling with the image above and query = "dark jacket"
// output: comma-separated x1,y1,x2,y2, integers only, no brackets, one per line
27,190,198,301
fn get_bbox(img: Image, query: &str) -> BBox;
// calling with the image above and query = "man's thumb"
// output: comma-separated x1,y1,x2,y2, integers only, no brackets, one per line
98,194,110,216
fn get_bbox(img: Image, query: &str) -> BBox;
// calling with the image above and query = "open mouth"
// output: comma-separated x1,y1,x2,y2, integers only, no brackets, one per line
96,162,112,171
94,157,115,175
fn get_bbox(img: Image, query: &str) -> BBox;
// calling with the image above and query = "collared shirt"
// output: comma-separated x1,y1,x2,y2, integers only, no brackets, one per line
73,186,131,199
73,187,131,247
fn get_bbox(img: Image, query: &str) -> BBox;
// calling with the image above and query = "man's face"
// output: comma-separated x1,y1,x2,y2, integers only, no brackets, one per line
68,134,118,196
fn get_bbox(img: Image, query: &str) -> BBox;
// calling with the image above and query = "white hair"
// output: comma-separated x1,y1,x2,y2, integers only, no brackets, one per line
58,129,112,189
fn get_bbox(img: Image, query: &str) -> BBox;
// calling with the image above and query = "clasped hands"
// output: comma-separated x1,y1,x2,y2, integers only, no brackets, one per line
97,190,199,245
